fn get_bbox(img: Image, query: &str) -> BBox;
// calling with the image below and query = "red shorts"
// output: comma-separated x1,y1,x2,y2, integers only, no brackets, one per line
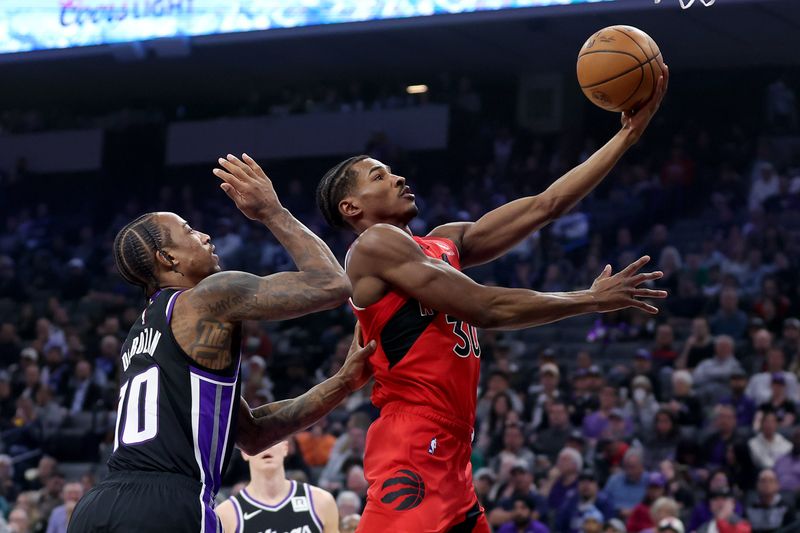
357,404,490,533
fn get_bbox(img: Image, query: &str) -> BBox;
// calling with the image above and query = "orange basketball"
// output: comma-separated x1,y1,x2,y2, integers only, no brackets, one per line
577,25,664,113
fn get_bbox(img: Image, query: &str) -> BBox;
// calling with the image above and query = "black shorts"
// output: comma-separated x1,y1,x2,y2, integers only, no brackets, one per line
68,471,221,533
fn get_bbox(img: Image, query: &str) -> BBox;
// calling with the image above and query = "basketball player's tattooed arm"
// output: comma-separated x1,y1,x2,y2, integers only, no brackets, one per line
236,325,375,454
431,68,669,269
191,153,350,321
349,224,667,330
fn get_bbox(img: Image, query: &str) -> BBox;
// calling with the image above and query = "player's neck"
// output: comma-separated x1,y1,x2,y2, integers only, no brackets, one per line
246,472,292,503
356,219,412,235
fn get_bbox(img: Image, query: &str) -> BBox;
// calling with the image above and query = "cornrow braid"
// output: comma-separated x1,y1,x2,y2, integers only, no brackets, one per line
112,213,173,296
316,154,370,229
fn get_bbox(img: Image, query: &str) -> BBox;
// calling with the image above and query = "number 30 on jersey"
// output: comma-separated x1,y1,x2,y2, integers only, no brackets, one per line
445,316,481,358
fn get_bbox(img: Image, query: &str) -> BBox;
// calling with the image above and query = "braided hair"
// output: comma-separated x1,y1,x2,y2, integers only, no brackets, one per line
316,154,370,229
112,213,175,296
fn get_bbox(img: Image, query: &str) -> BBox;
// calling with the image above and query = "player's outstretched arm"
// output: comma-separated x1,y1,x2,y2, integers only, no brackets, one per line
236,324,375,455
213,153,351,299
431,67,669,269
350,225,666,330
182,154,351,322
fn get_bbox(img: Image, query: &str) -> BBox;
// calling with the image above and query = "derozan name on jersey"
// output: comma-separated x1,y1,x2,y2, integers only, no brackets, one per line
121,328,162,371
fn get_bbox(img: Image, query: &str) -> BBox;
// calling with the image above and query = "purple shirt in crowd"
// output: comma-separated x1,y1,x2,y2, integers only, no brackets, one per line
497,519,551,533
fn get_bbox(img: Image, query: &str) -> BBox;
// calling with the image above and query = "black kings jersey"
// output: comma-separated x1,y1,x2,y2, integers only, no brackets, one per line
228,482,323,533
108,288,242,523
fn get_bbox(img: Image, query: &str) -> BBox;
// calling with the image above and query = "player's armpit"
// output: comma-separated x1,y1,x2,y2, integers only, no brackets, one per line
348,224,500,328
183,270,350,322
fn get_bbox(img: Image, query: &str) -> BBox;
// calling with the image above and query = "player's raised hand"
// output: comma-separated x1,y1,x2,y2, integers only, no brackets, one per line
213,153,283,221
589,255,667,314
339,322,376,393
621,63,669,144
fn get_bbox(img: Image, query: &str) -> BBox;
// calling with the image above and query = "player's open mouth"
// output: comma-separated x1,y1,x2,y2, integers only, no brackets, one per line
400,186,414,198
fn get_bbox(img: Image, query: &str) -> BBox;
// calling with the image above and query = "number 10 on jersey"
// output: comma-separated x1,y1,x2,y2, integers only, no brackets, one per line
114,366,160,449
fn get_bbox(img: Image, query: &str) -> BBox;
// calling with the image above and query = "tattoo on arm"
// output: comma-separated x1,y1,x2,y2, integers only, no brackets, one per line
188,319,233,360
190,270,346,323
238,376,350,453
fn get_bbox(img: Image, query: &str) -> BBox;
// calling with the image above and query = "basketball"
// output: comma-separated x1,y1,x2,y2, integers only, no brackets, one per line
577,25,664,113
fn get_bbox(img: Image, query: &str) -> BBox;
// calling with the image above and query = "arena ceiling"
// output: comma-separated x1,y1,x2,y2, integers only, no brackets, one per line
0,0,797,109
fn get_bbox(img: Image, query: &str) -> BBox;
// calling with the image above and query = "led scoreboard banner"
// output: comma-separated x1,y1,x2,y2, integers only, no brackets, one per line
0,0,615,55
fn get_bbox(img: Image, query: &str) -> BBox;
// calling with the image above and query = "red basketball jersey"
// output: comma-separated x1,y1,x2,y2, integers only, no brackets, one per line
350,235,481,428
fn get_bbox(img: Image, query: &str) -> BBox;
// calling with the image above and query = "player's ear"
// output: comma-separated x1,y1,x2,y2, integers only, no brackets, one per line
240,449,251,462
154,249,180,269
339,198,362,220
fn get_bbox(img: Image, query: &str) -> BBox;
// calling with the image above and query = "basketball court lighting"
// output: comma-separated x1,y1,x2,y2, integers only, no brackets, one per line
406,84,428,94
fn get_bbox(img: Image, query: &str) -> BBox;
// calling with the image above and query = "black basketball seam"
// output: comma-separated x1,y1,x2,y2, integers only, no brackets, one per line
610,27,658,109
579,50,661,89
614,66,646,111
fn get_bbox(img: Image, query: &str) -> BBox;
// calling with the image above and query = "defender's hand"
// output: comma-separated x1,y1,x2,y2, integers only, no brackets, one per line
213,153,283,221
621,64,669,145
590,256,667,314
338,323,376,393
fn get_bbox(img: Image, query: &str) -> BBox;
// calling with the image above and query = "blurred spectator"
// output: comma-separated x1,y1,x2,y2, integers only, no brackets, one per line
677,317,714,371
318,413,369,492
710,289,748,340
642,410,680,470
745,347,799,404
625,376,659,435
629,350,661,402
665,371,702,427
748,162,780,211
529,363,562,432
8,507,30,533
533,400,573,462
765,77,798,132
580,507,605,533
744,469,795,533
626,473,667,533
653,517,683,533
702,404,744,468
753,375,797,428
774,427,800,491
64,360,104,414
722,369,757,427
496,494,550,533
42,478,78,533
488,460,547,530
604,448,648,519
696,488,751,533
473,467,497,511
478,391,517,458
491,422,535,476
336,490,361,517
651,324,678,368
640,498,681,533
747,409,791,469
744,329,773,376
542,447,583,513
583,386,620,440
295,419,336,469
556,469,615,533
693,336,743,403
340,513,360,533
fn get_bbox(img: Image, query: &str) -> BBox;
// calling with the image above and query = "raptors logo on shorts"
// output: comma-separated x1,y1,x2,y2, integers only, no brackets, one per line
380,469,425,511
